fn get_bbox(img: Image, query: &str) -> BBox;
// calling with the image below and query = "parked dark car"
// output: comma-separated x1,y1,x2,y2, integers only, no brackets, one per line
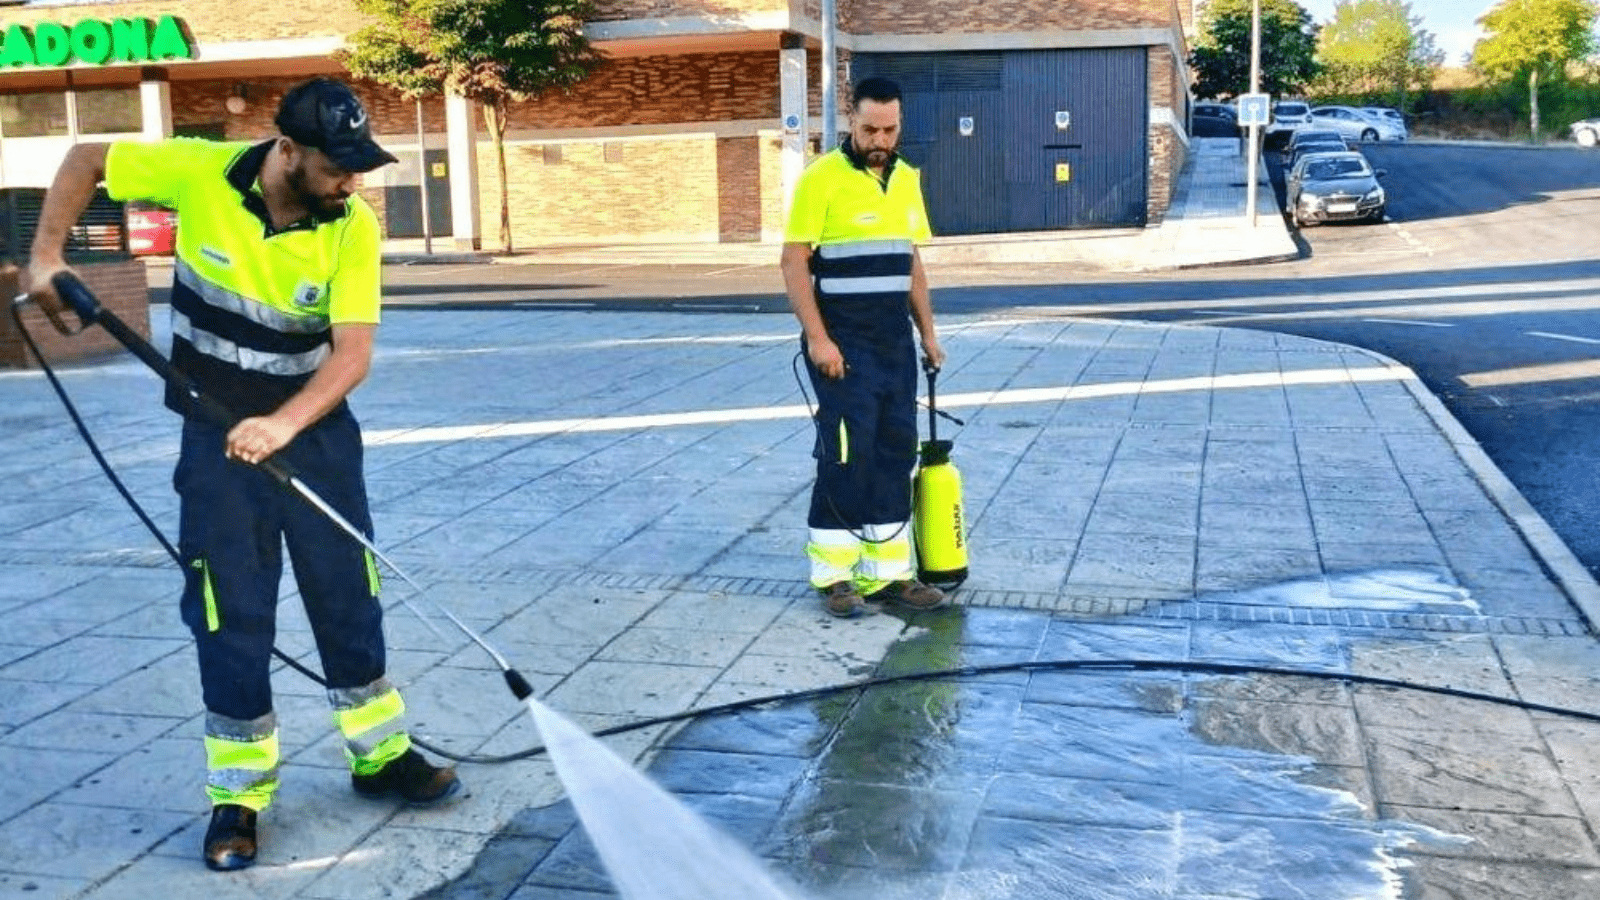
1281,129,1348,164
1284,139,1352,171
1192,102,1239,138
1285,151,1387,227
126,201,176,256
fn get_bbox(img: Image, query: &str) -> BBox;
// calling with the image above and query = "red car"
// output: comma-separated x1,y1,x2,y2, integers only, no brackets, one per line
126,201,176,255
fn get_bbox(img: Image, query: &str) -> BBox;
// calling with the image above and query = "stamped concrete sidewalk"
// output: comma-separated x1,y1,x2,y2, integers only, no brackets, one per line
5,135,1600,899
3,303,1600,899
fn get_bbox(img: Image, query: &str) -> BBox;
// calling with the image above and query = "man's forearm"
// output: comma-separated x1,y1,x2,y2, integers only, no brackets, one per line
272,324,374,433
780,242,829,342
31,143,110,268
908,249,937,337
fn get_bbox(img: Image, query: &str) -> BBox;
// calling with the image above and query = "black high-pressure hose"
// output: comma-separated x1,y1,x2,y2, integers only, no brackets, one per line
16,290,1600,769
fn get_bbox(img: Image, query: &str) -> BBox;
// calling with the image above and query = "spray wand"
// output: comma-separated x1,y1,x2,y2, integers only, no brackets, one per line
29,272,536,702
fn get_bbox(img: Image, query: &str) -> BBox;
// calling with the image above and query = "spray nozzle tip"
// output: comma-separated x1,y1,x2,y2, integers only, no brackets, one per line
504,669,535,700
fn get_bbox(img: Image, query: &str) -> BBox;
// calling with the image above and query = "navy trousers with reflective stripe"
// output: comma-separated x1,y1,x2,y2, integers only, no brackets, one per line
804,334,918,529
175,408,385,722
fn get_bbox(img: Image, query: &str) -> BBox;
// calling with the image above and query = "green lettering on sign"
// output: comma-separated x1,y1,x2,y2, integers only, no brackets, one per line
70,20,112,65
33,23,70,67
110,19,150,63
0,16,192,68
0,24,33,68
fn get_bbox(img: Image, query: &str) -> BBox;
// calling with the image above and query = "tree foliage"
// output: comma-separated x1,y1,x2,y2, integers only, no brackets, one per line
1191,0,1321,99
339,0,604,253
1471,0,1600,138
1313,0,1443,108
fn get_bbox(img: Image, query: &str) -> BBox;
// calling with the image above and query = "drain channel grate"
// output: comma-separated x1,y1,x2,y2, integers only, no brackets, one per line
9,553,1585,637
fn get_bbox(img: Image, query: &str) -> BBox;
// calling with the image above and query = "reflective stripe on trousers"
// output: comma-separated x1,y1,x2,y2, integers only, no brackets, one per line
204,710,280,811
331,679,411,775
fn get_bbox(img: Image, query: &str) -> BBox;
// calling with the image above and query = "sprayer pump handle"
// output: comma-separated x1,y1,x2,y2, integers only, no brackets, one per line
51,271,103,328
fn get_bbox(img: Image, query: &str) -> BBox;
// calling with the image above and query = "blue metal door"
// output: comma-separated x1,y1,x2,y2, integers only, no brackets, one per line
853,48,1148,232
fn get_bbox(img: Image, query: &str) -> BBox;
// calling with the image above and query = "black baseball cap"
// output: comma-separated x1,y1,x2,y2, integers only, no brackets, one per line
275,77,398,173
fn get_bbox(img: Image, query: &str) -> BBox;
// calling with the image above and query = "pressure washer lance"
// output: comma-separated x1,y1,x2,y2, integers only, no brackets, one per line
913,358,968,587
33,272,536,702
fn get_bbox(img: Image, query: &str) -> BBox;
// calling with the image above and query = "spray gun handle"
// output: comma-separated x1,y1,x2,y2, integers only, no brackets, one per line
921,355,940,376
51,270,103,329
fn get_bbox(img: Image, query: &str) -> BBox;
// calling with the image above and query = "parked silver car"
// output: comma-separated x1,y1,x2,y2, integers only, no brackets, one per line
1360,107,1409,140
1309,105,1405,142
1286,151,1387,227
1266,100,1313,148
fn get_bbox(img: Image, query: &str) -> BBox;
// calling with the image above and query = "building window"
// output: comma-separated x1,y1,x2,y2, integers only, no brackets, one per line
77,88,141,135
0,93,68,137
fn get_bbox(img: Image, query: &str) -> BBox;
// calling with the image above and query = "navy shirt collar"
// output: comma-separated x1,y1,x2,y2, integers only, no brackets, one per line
226,140,349,234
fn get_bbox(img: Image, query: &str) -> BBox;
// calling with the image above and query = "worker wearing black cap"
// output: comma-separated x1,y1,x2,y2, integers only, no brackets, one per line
25,77,459,873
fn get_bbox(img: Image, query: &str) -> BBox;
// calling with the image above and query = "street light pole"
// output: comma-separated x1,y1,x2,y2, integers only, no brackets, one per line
821,0,837,151
1247,0,1262,227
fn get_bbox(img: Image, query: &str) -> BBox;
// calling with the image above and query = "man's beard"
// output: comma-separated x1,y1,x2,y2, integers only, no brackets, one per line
287,163,349,217
865,148,892,166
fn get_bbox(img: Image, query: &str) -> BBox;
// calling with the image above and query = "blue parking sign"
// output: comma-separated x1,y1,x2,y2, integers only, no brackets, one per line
1237,93,1270,127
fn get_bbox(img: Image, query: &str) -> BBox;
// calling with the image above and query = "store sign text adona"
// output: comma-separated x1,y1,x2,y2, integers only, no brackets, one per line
0,16,193,68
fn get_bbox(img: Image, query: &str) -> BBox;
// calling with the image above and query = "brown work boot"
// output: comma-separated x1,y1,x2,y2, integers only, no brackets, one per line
819,581,868,618
203,803,257,872
352,747,462,805
867,580,948,611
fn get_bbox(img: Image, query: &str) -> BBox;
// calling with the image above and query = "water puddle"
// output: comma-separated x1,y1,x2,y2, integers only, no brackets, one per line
1202,568,1478,614
437,569,1478,899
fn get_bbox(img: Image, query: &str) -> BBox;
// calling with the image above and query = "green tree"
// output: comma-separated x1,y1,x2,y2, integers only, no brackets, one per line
340,0,603,253
1315,0,1444,108
1472,0,1600,139
1191,0,1321,99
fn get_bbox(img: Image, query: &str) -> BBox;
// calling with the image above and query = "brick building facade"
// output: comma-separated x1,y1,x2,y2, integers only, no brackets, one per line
0,0,1194,251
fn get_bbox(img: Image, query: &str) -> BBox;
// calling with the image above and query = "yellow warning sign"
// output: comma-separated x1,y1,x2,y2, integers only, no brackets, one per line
431,162,448,178
1055,162,1071,183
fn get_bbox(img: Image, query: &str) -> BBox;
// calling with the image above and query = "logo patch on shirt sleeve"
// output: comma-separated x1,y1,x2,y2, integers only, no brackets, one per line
200,246,231,267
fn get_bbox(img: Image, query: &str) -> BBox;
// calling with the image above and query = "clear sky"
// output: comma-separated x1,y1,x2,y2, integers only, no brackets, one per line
1298,0,1490,67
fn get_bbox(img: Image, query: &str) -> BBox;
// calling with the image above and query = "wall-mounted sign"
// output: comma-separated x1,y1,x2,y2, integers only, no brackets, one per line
1055,162,1071,182
0,16,193,69
1055,110,1071,130
958,116,974,137
783,113,801,133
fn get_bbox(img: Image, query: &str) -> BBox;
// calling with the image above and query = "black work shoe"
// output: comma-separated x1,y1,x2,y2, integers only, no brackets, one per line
867,580,948,611
203,804,257,872
819,581,868,618
352,747,462,805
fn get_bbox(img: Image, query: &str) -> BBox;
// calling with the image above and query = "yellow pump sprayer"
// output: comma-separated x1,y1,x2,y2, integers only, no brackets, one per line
913,360,967,588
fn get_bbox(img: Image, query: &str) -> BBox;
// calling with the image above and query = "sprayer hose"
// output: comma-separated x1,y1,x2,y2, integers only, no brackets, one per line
413,656,1600,764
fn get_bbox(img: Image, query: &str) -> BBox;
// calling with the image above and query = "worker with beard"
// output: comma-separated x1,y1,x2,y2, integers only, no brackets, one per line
781,76,949,618
25,77,460,873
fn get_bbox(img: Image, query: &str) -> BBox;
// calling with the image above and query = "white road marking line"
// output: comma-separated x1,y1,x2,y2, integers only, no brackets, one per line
1360,318,1452,327
366,365,1416,446
1461,359,1600,388
1527,331,1600,346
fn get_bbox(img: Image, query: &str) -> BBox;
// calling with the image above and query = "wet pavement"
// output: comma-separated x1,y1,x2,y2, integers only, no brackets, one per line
429,577,1600,900
5,139,1600,900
